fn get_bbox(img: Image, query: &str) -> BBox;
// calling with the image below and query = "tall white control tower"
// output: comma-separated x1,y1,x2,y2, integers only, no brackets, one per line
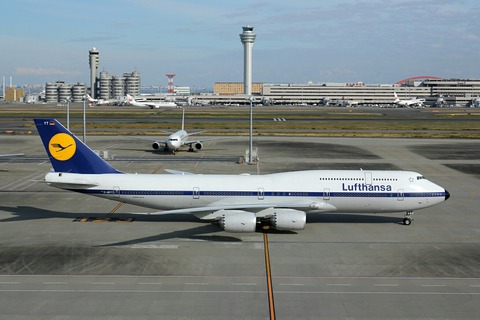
239,26,256,96
89,47,99,98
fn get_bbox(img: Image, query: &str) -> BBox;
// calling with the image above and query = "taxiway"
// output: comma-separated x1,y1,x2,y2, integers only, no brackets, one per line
0,134,479,319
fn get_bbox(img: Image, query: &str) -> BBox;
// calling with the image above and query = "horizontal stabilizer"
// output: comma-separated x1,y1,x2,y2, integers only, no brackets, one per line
47,181,99,189
44,172,99,188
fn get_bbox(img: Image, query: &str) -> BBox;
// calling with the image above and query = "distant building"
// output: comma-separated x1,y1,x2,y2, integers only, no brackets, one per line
214,82,263,95
4,87,25,102
422,79,480,102
89,47,100,99
45,82,87,103
174,86,191,95
191,78,480,107
260,79,480,106
97,71,140,100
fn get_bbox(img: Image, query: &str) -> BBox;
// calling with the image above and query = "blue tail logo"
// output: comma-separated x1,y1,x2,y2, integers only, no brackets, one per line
35,119,121,174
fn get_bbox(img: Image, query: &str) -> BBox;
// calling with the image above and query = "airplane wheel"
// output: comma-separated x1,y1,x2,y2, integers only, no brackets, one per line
403,218,412,225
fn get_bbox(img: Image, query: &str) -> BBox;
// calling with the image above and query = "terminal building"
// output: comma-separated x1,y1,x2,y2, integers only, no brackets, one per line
209,78,480,107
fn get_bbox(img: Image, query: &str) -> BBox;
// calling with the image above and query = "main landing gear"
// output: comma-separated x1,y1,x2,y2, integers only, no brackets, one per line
403,211,414,225
164,147,175,155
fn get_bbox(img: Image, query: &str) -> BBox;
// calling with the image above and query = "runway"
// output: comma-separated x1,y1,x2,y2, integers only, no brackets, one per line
1,134,480,319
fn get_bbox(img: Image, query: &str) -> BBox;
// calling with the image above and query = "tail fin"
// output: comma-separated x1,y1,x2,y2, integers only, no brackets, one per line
126,94,135,103
86,94,95,103
394,92,400,102
34,119,121,174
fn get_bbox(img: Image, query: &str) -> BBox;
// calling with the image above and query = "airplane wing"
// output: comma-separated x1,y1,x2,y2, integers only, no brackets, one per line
186,130,208,136
184,136,228,145
130,136,167,145
164,169,196,175
130,199,337,219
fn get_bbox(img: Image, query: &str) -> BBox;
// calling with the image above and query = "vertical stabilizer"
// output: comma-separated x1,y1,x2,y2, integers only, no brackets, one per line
34,119,121,174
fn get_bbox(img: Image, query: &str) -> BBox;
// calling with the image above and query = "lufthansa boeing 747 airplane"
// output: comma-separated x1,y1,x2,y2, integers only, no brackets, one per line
34,119,449,232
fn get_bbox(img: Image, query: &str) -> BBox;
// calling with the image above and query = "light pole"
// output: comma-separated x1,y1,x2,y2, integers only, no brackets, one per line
82,95,87,143
65,96,71,130
248,96,254,164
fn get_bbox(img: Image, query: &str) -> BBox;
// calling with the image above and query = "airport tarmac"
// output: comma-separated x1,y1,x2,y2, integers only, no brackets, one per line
1,133,480,319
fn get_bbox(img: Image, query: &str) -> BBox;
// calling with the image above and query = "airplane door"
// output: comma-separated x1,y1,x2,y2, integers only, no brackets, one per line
323,188,330,201
258,188,264,200
365,172,372,185
397,189,404,201
113,186,120,198
193,187,200,199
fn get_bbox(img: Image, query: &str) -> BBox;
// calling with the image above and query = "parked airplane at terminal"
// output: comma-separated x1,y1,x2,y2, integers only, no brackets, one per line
126,94,177,108
140,108,209,154
394,92,425,107
86,94,118,106
34,118,449,231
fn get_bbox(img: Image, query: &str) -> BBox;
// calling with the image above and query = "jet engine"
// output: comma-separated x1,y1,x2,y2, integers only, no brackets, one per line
218,211,257,233
152,142,161,150
270,209,306,230
194,142,203,150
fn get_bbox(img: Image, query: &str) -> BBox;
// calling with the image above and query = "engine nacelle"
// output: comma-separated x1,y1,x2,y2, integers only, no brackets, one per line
152,142,161,150
218,210,257,233
194,142,203,150
271,209,306,231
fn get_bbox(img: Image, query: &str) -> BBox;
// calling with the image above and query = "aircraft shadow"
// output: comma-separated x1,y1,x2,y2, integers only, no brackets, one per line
1,206,403,225
100,224,242,246
0,205,243,243
307,213,402,224
0,206,81,222
0,205,200,223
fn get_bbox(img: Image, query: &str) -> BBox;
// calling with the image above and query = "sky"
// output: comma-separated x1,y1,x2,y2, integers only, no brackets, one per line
1,0,480,89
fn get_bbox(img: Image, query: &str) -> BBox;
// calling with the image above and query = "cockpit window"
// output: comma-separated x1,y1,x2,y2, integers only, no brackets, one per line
416,176,425,180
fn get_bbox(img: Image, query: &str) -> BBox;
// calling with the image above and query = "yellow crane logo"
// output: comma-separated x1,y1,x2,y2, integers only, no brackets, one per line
48,133,76,161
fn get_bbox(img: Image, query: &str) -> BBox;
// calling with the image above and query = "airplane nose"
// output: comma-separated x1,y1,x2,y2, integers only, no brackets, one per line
445,190,450,201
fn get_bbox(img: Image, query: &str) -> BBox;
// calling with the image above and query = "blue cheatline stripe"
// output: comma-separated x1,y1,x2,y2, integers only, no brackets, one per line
71,189,446,198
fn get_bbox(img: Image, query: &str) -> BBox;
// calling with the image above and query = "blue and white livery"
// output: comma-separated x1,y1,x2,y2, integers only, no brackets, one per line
34,118,450,231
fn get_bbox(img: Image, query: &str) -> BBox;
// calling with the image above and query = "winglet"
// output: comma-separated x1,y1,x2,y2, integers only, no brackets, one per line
34,119,122,174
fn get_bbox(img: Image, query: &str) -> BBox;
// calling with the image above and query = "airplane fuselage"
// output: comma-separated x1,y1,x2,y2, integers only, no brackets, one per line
45,170,447,216
166,130,188,151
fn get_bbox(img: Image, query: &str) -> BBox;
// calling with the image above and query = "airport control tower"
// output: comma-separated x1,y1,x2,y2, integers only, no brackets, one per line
89,47,99,98
239,26,256,96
